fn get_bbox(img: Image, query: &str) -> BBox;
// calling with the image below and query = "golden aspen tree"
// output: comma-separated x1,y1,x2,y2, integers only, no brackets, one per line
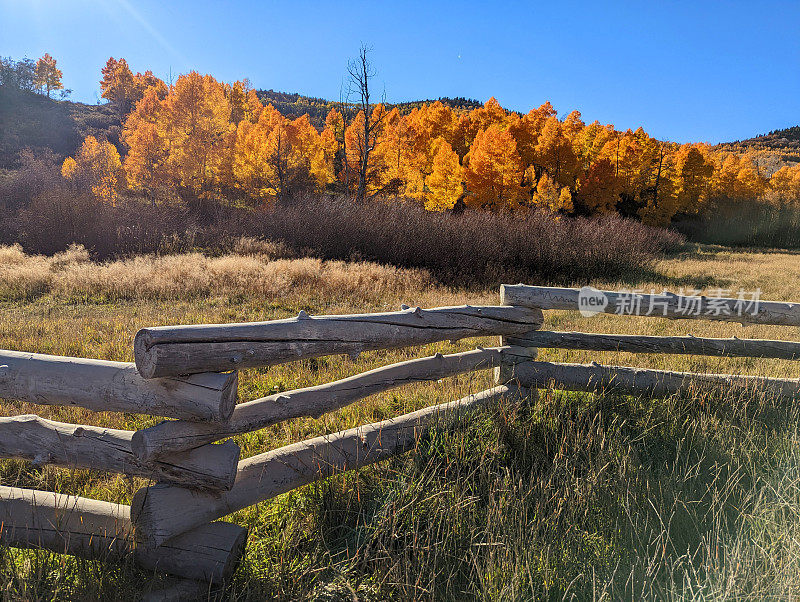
534,117,579,188
712,153,741,198
639,178,679,225
311,126,338,192
507,103,556,175
469,97,507,136
34,53,63,97
122,87,170,198
463,126,525,210
369,107,401,195
673,144,713,213
101,58,167,115
232,107,328,202
425,140,463,211
769,165,800,202
532,173,573,212
62,136,124,204
736,161,766,199
562,110,585,143
162,72,232,196
134,70,168,100
228,80,260,125
573,121,614,169
100,57,138,113
579,158,618,213
451,113,473,159
344,105,388,197
611,130,642,200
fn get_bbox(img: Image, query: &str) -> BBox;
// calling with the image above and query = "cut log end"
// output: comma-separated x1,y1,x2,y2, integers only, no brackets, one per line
217,371,238,421
136,521,248,583
134,329,157,379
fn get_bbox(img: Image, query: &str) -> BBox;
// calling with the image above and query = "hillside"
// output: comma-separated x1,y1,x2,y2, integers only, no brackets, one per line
0,85,481,167
715,125,800,175
0,85,120,170
733,125,800,150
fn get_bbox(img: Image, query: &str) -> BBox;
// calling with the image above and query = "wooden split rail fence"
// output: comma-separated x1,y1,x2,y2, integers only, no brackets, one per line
2,285,800,591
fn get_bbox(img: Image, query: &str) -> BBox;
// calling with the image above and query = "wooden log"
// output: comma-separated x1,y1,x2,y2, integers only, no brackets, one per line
511,360,800,400
0,486,129,559
500,284,800,326
132,385,512,546
132,347,531,462
494,331,539,398
0,350,237,421
0,486,247,583
138,521,247,584
132,347,529,460
0,415,240,491
506,330,800,360
134,305,544,378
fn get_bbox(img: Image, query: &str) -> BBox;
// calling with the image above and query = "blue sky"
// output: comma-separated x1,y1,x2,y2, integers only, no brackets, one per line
1,0,798,143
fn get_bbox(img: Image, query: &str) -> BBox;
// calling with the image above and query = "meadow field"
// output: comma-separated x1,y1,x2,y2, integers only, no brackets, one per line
1,241,800,600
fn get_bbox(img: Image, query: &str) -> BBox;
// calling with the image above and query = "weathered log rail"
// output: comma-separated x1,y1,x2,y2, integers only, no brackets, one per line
0,350,237,421
0,486,246,583
0,415,240,491
3,285,800,593
133,304,544,378
131,345,534,461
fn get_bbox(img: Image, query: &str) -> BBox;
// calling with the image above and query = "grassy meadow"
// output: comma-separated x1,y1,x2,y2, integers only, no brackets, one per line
2,242,800,599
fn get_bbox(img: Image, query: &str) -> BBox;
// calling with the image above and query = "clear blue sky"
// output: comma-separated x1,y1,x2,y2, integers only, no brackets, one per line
1,0,798,143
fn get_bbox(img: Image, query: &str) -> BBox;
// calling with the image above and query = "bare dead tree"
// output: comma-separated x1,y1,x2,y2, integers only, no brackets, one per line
347,45,386,203
335,83,353,195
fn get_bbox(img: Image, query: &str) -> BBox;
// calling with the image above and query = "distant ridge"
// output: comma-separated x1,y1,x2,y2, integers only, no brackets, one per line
255,89,483,129
725,125,800,151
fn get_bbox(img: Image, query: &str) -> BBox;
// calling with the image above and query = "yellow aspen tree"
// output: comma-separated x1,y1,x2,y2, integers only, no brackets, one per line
463,125,525,210
673,144,713,213
578,158,618,213
61,136,124,204
425,140,463,211
162,72,232,196
532,173,573,212
34,53,63,97
534,116,579,188
122,87,171,198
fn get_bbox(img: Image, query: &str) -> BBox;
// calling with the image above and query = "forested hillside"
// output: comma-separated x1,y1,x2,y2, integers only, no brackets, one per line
3,53,800,230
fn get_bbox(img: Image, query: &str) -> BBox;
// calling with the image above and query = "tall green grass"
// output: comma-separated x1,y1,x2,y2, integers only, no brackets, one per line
676,200,800,249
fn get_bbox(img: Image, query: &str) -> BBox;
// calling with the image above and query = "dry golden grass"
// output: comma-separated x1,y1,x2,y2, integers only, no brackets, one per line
0,243,432,305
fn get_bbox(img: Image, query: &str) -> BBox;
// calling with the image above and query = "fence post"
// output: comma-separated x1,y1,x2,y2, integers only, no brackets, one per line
495,334,539,401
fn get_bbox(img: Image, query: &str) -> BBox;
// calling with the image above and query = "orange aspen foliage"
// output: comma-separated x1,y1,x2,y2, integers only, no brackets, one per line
534,117,579,188
232,105,334,201
468,97,507,138
579,158,618,213
532,173,573,213
673,144,714,213
769,164,800,202
425,140,463,211
464,126,525,210
343,106,387,196
34,53,62,97
62,136,124,204
101,57,166,116
122,87,170,197
161,72,232,195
